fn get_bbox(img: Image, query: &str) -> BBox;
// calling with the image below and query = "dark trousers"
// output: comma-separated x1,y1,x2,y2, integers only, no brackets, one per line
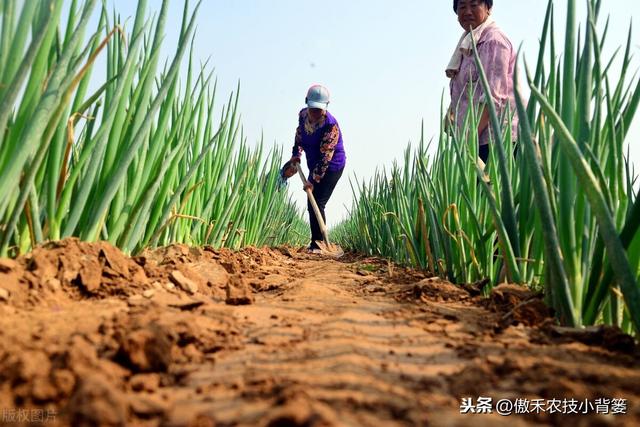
478,142,519,164
479,144,489,163
308,168,343,248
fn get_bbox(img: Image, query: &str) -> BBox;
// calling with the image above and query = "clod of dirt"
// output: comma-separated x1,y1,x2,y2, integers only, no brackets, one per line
275,246,297,258
139,246,231,300
169,270,198,294
155,294,206,311
412,278,470,302
460,278,489,296
187,261,229,289
45,278,61,292
2,350,54,403
0,258,23,299
544,324,638,354
9,238,150,303
130,374,160,392
63,335,100,373
226,274,254,305
127,294,151,308
220,260,240,274
128,393,169,418
164,317,219,356
140,244,202,266
68,374,128,427
52,369,76,398
117,323,173,373
77,257,102,293
485,284,552,328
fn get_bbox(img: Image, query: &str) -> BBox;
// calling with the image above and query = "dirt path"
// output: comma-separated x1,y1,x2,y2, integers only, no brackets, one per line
0,239,638,426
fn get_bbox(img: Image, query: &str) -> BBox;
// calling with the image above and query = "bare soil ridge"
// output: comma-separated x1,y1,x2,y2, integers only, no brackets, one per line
0,238,638,426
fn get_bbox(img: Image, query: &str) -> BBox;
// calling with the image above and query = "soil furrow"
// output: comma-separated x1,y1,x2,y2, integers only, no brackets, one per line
0,240,638,426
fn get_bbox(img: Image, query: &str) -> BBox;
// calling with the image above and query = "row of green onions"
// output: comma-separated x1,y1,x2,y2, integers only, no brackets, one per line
0,0,308,257
332,0,640,336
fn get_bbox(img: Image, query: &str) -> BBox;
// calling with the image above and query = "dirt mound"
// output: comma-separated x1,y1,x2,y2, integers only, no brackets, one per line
0,239,296,425
0,238,148,305
0,239,269,307
0,297,243,425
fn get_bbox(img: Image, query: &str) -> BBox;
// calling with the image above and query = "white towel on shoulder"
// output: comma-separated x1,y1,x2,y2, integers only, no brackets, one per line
446,16,495,79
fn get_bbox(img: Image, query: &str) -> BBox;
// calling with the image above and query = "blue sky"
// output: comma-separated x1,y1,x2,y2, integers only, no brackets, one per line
95,0,640,226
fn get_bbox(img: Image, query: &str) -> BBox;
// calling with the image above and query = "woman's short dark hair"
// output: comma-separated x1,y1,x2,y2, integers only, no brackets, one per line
453,0,493,13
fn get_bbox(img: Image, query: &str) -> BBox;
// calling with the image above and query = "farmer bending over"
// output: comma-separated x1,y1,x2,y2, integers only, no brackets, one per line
282,85,346,253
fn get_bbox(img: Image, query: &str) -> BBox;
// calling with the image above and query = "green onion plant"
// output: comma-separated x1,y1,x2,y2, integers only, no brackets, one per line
0,0,308,256
333,0,640,335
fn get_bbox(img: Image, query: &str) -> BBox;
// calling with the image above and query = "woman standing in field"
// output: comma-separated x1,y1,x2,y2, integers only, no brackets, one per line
283,85,346,253
446,0,518,164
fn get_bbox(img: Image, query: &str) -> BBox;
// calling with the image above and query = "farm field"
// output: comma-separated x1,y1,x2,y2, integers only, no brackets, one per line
1,0,640,425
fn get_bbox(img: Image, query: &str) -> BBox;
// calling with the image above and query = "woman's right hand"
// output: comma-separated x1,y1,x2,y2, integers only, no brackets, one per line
282,157,300,178
282,164,297,178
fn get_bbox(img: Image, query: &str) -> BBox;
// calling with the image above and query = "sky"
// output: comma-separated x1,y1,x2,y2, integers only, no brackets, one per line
91,0,640,227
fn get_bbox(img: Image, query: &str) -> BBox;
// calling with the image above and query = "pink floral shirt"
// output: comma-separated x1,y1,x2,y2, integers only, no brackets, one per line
449,22,518,146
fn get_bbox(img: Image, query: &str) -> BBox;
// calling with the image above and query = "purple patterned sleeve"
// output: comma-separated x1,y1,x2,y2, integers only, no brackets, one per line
311,124,339,182
292,125,303,158
292,112,304,158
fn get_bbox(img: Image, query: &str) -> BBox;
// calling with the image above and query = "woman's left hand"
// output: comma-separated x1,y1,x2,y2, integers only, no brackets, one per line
303,180,314,192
